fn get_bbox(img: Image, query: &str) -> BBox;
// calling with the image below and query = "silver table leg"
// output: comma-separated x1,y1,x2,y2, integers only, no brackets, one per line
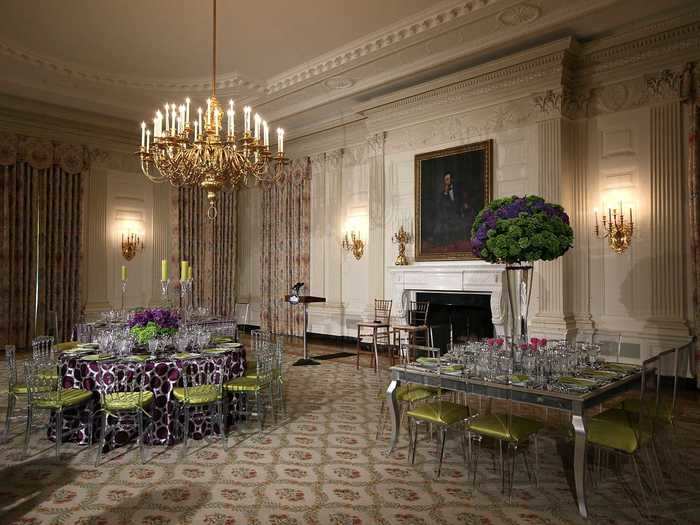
386,379,400,454
572,413,588,518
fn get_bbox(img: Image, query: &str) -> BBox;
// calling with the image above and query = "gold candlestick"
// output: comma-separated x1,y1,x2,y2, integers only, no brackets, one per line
392,226,412,266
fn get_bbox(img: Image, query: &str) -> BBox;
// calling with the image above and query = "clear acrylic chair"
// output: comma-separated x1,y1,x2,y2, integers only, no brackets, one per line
246,329,273,378
4,345,28,443
95,361,155,466
172,359,227,457
31,336,55,362
234,303,250,327
467,355,543,501
225,340,276,431
24,360,94,458
405,358,471,479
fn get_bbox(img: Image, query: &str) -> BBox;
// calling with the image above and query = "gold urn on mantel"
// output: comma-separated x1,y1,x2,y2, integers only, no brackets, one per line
392,226,412,266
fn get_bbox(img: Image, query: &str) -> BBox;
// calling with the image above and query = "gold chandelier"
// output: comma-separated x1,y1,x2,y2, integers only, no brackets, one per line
137,0,288,218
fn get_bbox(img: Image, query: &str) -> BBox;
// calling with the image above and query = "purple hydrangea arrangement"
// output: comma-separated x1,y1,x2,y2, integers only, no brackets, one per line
127,308,179,344
470,195,574,264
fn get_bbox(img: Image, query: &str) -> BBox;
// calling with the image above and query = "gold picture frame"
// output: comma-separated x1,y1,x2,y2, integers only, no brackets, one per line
415,140,493,261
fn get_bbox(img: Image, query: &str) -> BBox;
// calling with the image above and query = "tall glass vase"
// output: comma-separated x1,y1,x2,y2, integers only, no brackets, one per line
504,263,533,351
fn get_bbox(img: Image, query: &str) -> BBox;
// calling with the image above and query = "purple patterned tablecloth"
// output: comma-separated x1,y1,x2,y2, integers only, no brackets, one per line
54,348,246,448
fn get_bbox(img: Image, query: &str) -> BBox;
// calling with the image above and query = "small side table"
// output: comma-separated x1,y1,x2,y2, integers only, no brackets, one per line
391,325,429,365
356,322,390,372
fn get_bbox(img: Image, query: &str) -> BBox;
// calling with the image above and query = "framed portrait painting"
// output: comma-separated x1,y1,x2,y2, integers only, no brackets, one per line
415,140,493,261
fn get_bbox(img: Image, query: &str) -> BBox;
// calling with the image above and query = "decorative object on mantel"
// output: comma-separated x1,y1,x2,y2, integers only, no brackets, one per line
593,202,634,254
342,231,365,260
471,195,574,344
137,0,289,220
392,226,412,265
415,140,493,261
121,232,144,261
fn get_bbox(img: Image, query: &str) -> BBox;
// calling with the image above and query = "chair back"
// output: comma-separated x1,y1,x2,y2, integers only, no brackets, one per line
32,336,55,363
468,350,514,424
5,345,18,391
406,344,440,362
207,321,238,341
635,353,662,443
98,361,148,408
255,341,276,385
251,329,273,350
181,358,223,400
74,323,93,343
24,360,59,406
234,303,250,326
407,301,430,326
591,333,623,362
374,299,392,324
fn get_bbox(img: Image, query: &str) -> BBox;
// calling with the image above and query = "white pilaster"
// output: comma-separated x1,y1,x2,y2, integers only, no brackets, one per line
367,132,386,304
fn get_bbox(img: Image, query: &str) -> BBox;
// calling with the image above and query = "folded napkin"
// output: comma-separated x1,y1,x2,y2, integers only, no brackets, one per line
559,376,597,387
121,355,148,362
174,352,200,359
582,369,619,378
602,363,640,372
203,348,228,354
212,337,235,344
219,342,243,348
81,354,113,362
512,374,529,384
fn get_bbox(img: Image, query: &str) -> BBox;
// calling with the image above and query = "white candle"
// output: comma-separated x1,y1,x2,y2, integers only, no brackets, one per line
141,122,146,148
185,98,190,124
164,104,170,132
171,104,176,135
277,128,284,154
244,106,251,133
198,107,203,136
146,129,151,152
179,105,185,132
156,111,163,138
263,121,269,147
206,98,211,128
193,120,198,141
254,114,261,140
226,110,233,136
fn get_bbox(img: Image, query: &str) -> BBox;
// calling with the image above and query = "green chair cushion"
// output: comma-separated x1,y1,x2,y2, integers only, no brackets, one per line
468,414,543,443
588,408,647,454
407,401,470,426
32,389,92,409
225,376,268,392
173,385,222,405
619,398,673,424
104,391,155,411
38,369,59,381
397,384,439,403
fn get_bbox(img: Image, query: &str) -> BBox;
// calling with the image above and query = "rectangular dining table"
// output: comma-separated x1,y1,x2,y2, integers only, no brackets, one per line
385,365,642,519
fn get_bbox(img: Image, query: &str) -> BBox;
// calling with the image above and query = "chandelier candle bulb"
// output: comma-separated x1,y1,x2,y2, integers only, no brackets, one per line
164,104,169,132
146,130,151,153
277,128,284,153
254,113,261,139
141,122,146,148
263,121,269,147
206,98,211,128
244,106,251,133
161,259,168,281
185,98,190,123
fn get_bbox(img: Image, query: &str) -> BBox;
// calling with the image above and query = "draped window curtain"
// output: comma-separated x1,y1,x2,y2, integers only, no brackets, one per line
172,187,237,317
0,133,87,349
260,158,311,336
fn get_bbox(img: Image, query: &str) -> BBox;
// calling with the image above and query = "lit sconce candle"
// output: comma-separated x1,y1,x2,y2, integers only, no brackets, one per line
141,122,146,148
243,106,251,134
254,113,261,140
185,97,190,124
164,104,170,133
121,265,127,281
263,121,269,147
277,128,284,154
161,259,168,281
146,130,151,153
180,260,188,281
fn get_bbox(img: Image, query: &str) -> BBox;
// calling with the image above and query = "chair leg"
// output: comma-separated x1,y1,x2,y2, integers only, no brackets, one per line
472,435,481,489
23,406,32,457
256,392,263,431
95,410,107,467
410,419,419,465
137,409,146,464
375,398,386,440
631,454,651,519
436,427,447,479
508,445,517,503
4,394,15,443
533,435,540,488
218,400,227,450
55,410,63,458
181,404,190,458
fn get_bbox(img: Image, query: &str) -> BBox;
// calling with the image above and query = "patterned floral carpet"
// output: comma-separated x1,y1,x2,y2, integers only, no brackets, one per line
1,342,700,525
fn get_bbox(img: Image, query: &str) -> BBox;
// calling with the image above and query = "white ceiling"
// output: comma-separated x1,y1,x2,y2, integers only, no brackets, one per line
0,0,697,140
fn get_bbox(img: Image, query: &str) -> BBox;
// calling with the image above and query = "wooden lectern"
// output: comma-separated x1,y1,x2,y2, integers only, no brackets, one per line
284,295,326,366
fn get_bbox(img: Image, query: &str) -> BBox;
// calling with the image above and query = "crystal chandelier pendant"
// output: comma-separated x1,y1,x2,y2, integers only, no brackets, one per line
137,0,289,219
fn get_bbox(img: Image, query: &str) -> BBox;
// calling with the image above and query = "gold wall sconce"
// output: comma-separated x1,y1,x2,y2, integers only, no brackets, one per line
342,231,365,260
391,226,412,265
594,203,634,254
121,231,144,261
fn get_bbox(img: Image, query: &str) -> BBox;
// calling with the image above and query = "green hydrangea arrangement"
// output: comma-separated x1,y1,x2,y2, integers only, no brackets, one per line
470,195,574,264
128,308,179,345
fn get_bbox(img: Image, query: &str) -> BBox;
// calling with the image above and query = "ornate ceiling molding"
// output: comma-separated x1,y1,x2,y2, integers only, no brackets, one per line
264,0,505,94
0,38,266,94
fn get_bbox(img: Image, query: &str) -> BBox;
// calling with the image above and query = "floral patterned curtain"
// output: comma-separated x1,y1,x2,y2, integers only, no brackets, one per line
0,133,87,348
172,186,237,318
260,158,311,336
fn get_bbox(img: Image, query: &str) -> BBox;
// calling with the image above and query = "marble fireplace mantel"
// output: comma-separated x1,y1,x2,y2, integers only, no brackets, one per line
388,262,508,336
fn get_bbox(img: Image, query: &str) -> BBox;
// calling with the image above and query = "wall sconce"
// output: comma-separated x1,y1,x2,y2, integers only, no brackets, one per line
593,202,634,254
391,226,412,265
342,231,365,260
121,231,144,261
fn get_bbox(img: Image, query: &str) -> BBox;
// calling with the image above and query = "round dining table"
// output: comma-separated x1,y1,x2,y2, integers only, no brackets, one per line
53,347,246,449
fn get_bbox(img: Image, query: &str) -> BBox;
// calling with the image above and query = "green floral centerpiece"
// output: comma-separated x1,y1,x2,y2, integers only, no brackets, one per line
127,308,179,345
470,195,574,263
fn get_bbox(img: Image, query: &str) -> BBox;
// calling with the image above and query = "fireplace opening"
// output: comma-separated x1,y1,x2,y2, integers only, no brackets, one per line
415,292,493,352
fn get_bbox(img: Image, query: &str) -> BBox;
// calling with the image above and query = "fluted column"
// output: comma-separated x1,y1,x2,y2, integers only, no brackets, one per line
309,153,326,300
649,100,687,328
324,150,344,309
84,166,111,316
367,132,386,304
